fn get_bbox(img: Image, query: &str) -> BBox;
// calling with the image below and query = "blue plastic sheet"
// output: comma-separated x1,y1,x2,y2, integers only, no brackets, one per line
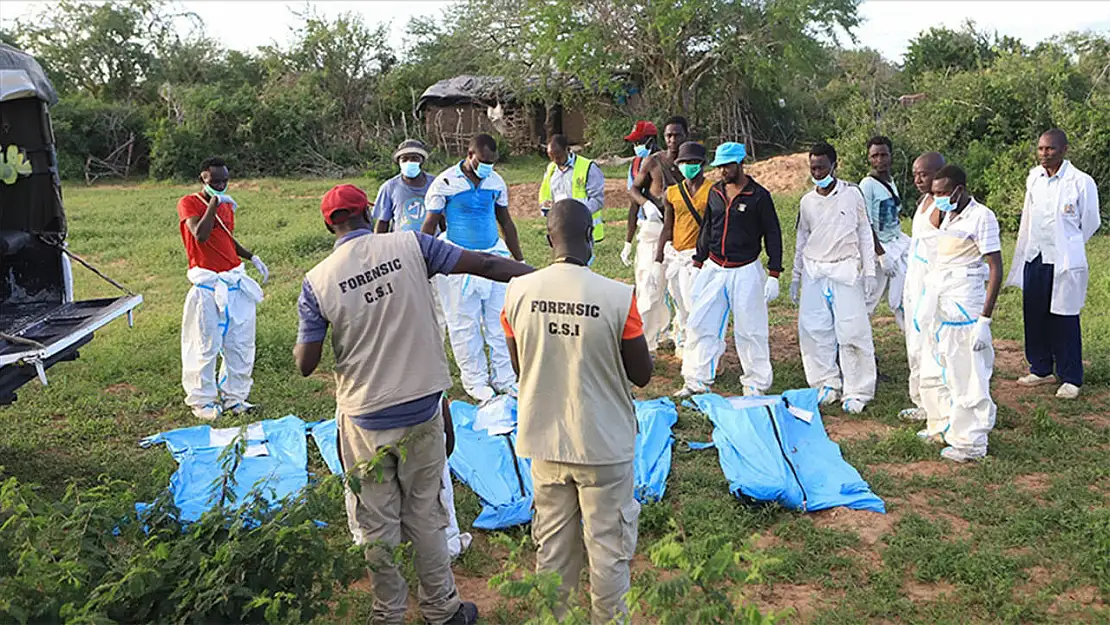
308,418,343,475
139,415,309,522
447,396,679,530
690,389,884,514
448,398,534,530
633,397,678,503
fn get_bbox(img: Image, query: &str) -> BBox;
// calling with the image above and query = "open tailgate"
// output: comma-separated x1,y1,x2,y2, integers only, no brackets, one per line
0,294,143,380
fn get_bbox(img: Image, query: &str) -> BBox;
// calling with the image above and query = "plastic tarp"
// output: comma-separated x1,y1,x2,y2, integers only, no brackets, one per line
139,415,309,522
0,43,58,104
448,396,679,530
690,389,885,514
634,397,679,503
448,397,534,530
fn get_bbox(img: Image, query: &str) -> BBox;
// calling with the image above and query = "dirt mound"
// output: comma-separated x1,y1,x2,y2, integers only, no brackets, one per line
510,179,632,220
507,152,811,220
745,153,812,195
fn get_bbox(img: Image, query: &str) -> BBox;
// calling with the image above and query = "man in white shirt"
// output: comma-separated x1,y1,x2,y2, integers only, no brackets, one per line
1006,129,1101,399
791,142,878,414
919,165,1003,462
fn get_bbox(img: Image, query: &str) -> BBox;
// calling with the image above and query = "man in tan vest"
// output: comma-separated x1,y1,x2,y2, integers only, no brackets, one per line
294,184,533,625
500,199,654,624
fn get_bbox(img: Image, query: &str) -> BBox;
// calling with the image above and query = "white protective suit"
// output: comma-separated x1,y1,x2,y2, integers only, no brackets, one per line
662,242,698,349
918,200,1000,458
438,238,516,401
794,182,878,404
903,197,939,411
182,264,263,411
869,232,912,329
635,220,672,351
681,260,773,394
440,440,473,558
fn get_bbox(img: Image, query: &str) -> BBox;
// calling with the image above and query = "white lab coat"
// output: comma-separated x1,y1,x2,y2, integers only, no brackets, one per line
1006,161,1101,316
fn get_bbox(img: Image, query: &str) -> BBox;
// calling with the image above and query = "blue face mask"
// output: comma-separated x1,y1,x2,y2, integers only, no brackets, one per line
204,183,227,198
400,161,422,178
812,174,835,189
634,144,651,158
474,161,494,179
934,191,960,212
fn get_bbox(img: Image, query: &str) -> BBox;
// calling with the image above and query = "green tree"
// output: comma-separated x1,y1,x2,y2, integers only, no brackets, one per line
14,0,199,100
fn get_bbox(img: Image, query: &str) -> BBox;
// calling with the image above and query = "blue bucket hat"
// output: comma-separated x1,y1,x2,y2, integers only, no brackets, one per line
710,142,747,167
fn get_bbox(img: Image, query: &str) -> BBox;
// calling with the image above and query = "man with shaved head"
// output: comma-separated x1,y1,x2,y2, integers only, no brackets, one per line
899,151,945,422
500,198,653,624
1007,129,1101,399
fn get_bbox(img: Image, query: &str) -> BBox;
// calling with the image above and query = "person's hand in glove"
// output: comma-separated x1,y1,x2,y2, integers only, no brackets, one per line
645,261,663,295
790,274,801,305
620,241,634,267
972,316,992,351
764,276,780,303
878,253,897,277
251,255,270,284
642,200,663,222
863,276,878,299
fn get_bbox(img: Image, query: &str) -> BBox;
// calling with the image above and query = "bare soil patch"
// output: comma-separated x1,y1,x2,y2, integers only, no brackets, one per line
869,461,962,480
105,383,139,396
812,507,895,546
823,417,895,442
750,582,842,622
890,491,972,537
1012,472,1052,494
904,579,957,602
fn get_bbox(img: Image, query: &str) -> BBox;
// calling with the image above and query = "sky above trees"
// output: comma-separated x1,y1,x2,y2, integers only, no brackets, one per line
3,0,1108,63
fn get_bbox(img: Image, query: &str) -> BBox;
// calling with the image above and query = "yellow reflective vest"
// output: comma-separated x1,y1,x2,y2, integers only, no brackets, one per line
539,155,604,242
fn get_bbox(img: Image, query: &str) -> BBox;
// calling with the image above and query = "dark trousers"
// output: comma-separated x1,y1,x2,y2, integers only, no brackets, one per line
1023,254,1083,386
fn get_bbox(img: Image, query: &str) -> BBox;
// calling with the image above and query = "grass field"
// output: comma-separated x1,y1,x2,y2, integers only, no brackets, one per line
3,158,1109,623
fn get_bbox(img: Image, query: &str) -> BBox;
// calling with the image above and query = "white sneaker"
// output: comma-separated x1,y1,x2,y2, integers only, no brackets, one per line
940,446,982,463
842,399,866,414
192,403,222,421
742,385,764,397
224,401,256,415
899,407,927,421
1055,383,1080,399
818,387,840,406
1017,373,1056,387
673,386,702,399
916,429,944,444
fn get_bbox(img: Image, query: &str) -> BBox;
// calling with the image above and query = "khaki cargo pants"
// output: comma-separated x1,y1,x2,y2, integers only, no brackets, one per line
531,459,640,625
339,407,460,625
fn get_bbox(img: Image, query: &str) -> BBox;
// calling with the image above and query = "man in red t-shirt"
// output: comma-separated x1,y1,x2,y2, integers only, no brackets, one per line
178,157,269,420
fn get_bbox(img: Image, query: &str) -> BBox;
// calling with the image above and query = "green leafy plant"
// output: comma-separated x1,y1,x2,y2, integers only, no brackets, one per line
0,435,366,625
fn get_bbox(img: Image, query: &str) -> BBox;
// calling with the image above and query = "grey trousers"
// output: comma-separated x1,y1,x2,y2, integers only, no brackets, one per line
339,407,460,625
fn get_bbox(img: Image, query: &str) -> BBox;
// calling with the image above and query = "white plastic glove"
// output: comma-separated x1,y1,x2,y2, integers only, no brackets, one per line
972,316,992,351
251,255,270,284
790,276,801,305
645,261,663,295
878,253,897,277
863,276,878,299
620,241,634,267
764,276,780,303
642,200,663,222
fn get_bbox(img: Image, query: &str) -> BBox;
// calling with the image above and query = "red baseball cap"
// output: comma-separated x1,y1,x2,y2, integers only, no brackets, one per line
624,120,658,142
320,184,369,225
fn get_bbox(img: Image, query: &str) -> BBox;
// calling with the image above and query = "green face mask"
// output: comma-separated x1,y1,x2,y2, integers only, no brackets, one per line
679,163,702,180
